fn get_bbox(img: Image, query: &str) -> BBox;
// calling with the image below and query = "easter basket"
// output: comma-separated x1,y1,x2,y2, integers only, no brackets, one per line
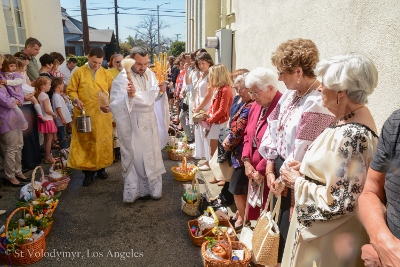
181,177,201,216
188,207,236,247
46,158,70,192
171,157,199,182
19,166,57,202
0,207,46,266
166,127,193,161
201,231,251,267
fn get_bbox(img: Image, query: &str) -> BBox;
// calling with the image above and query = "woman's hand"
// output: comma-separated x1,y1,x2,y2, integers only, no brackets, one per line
361,244,382,267
100,105,110,113
287,160,301,171
280,167,301,189
244,161,255,178
222,135,231,151
252,171,265,185
24,93,34,102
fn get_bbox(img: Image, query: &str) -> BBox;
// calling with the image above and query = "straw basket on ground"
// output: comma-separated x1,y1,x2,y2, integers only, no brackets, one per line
0,207,46,266
201,231,251,267
167,127,193,161
181,177,201,216
171,157,199,182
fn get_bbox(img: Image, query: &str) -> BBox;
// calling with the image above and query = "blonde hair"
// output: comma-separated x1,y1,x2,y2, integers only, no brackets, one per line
32,76,51,98
271,38,319,78
208,64,232,88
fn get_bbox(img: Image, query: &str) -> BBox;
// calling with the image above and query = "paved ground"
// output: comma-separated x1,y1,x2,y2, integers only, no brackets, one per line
0,152,235,267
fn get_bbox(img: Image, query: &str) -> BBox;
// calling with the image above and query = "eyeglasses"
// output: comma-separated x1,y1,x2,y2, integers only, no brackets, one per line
115,61,121,63
249,89,262,98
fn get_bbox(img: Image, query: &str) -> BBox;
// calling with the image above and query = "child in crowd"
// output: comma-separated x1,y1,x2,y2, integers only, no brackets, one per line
0,54,28,129
33,76,58,163
51,77,72,149
15,58,46,122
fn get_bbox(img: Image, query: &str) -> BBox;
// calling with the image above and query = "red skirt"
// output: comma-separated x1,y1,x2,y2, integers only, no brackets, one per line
38,119,57,133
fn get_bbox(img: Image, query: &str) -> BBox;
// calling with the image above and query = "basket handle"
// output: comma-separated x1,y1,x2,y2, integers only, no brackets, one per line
191,177,201,201
31,166,44,190
182,156,187,176
5,207,34,234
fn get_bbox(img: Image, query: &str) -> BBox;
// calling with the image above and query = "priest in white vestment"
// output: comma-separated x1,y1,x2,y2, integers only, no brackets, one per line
109,47,170,203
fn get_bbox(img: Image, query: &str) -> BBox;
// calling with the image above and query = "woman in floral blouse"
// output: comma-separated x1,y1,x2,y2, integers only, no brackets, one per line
279,53,379,267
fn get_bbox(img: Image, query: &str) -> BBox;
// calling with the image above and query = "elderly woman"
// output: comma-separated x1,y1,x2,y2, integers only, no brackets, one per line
219,71,254,231
258,38,335,264
242,67,283,220
280,53,378,266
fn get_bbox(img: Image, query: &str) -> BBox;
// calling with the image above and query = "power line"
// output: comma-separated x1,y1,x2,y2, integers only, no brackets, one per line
70,13,185,18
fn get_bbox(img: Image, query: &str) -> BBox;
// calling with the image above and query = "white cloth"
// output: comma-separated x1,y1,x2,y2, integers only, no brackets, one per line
193,75,211,160
258,89,334,170
110,68,170,203
58,64,78,85
21,72,34,104
281,123,378,267
188,69,199,124
52,93,72,127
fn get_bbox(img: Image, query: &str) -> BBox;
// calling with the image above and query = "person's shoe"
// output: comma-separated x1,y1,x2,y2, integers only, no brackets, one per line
217,181,225,186
0,178,24,187
0,210,6,216
198,165,211,171
138,195,151,200
83,175,94,186
15,174,29,183
209,177,218,184
96,169,108,180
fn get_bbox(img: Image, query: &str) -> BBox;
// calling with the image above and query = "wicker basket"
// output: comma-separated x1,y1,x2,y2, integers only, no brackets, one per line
181,177,201,216
167,127,193,161
0,207,46,266
201,231,251,267
188,219,237,247
171,157,199,182
46,158,70,191
41,221,53,237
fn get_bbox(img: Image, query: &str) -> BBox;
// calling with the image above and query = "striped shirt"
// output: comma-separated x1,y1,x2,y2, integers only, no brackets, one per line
370,109,400,239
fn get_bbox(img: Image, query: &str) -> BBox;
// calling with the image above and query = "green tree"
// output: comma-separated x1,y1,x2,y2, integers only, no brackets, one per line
170,41,185,57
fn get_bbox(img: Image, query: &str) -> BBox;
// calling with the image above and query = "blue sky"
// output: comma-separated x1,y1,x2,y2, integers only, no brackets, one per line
60,0,186,43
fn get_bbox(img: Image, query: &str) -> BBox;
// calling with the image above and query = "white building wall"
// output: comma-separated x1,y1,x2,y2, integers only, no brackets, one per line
231,0,400,130
0,0,65,59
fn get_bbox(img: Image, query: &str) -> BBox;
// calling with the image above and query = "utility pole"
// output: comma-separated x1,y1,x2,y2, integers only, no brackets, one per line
157,2,170,54
114,0,119,52
80,0,90,55
175,34,181,41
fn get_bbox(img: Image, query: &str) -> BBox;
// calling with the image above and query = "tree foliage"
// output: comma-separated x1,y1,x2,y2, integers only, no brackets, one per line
126,14,169,59
170,41,185,57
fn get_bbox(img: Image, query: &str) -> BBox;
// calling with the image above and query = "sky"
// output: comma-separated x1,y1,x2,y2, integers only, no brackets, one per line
60,0,186,43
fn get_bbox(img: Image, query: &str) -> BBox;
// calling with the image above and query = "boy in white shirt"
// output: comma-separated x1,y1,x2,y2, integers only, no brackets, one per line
51,77,72,148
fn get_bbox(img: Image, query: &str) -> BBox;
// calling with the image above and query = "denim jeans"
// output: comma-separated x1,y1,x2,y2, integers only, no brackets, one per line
57,125,69,149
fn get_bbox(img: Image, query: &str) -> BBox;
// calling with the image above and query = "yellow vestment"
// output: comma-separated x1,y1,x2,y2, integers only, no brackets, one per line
67,65,114,171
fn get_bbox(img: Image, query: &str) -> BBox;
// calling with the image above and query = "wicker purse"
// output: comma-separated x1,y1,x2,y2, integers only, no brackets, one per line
251,192,281,266
192,110,208,124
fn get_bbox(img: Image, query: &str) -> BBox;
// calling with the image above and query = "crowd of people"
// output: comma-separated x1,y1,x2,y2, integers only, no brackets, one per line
0,36,399,266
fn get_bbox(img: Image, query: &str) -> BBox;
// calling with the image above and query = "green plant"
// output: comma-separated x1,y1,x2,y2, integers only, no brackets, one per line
205,237,216,249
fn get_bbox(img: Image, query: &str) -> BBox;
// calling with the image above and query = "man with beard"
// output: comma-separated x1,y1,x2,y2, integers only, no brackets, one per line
110,47,169,203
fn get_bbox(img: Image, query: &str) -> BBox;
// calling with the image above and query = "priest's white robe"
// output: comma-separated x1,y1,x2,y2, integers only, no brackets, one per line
110,68,169,203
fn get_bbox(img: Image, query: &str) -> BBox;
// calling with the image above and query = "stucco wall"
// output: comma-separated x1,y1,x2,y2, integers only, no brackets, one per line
231,0,400,130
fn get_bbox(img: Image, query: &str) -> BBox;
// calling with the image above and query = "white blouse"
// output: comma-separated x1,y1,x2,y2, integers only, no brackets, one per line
259,89,334,169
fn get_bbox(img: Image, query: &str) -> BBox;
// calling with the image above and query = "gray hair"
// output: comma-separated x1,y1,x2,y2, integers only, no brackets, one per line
245,67,278,91
113,54,123,60
314,53,378,104
233,73,248,85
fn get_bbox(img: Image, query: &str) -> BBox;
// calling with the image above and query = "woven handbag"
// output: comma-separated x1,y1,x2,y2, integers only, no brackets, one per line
192,110,208,124
251,192,281,266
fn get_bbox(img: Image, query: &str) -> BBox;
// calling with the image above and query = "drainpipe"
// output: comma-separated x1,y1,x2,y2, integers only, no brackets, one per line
220,0,226,29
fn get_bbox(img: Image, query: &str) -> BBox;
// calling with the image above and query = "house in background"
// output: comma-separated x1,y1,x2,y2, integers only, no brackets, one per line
62,7,116,60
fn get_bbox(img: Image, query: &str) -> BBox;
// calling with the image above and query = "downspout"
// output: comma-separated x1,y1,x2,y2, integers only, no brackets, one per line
220,0,226,29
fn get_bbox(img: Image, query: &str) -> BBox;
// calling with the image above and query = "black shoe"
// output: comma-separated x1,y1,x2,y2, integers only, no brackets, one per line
83,175,94,186
138,195,151,200
15,176,29,183
0,178,24,187
96,169,108,180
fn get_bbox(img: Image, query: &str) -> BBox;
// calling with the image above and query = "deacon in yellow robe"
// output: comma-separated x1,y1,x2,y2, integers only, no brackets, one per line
67,47,114,186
